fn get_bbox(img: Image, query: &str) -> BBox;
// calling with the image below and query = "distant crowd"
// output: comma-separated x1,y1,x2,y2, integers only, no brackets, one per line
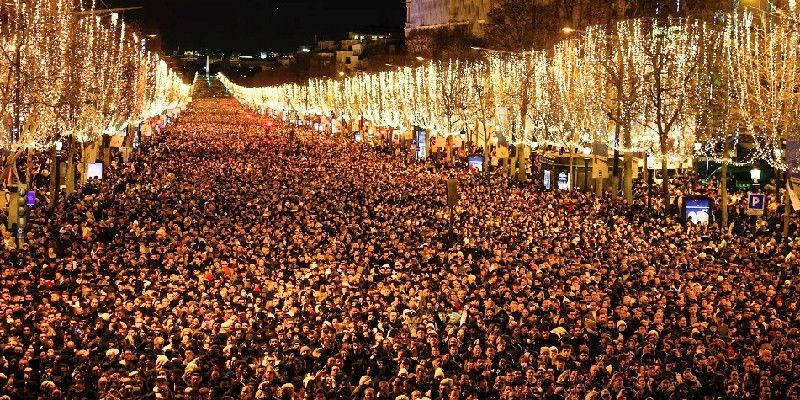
0,80,798,400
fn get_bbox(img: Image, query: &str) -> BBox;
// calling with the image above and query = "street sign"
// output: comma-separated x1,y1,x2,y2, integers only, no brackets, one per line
746,193,766,216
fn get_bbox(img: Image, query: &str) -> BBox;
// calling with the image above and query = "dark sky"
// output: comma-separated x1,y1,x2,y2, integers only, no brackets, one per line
105,0,406,53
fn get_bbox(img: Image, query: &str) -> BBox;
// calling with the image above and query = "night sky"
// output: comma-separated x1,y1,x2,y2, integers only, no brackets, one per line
104,0,406,53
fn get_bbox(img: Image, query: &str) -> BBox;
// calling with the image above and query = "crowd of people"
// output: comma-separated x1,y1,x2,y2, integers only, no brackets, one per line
0,80,799,400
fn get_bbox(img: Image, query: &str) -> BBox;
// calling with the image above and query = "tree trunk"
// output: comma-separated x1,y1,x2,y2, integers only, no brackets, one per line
624,151,633,206
25,148,32,188
568,148,575,191
517,143,526,182
645,154,651,209
721,140,730,228
103,135,111,167
661,157,670,215
49,144,59,208
80,143,89,185
446,136,453,165
783,183,792,238
615,0,626,19
595,157,603,196
611,123,621,198
482,127,489,173
66,137,77,195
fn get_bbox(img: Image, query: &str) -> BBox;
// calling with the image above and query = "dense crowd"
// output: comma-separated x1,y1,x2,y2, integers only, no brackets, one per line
0,80,799,400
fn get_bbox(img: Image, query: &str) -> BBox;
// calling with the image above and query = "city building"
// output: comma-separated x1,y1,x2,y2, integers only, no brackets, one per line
306,32,397,74
405,0,491,37
348,32,392,41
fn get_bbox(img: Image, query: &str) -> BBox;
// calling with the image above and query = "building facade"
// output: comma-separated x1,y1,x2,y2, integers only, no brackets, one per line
405,0,491,36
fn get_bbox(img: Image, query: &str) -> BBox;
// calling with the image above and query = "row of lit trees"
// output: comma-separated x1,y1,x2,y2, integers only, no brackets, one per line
220,4,800,217
0,0,192,179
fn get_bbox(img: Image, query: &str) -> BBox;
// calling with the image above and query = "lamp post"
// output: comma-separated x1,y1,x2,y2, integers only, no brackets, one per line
750,167,761,187
693,142,704,178
531,140,539,188
774,148,784,202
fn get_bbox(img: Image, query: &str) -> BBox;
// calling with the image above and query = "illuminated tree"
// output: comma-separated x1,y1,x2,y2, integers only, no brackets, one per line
466,61,495,170
725,5,800,235
0,0,190,204
692,20,740,227
638,18,702,213
431,60,469,145
582,20,649,203
488,50,547,179
540,39,608,190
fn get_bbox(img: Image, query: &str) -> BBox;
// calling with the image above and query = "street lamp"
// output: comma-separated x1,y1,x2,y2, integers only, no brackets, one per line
751,168,761,184
694,142,709,178
562,27,586,35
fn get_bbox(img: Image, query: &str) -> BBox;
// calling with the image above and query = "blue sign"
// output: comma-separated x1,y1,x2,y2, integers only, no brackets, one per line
26,191,35,206
685,197,711,224
467,155,483,172
747,193,766,215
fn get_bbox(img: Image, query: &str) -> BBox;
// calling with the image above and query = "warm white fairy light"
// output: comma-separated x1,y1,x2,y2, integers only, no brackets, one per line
722,7,800,171
219,4,800,169
0,0,191,153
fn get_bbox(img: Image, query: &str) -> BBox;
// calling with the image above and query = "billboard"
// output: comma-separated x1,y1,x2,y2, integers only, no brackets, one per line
467,155,484,172
557,171,570,190
87,163,104,180
684,196,711,224
788,138,800,211
543,170,552,190
416,130,427,160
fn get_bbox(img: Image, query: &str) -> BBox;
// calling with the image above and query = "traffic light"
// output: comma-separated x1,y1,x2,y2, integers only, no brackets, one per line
447,179,459,206
5,186,19,229
17,194,28,228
